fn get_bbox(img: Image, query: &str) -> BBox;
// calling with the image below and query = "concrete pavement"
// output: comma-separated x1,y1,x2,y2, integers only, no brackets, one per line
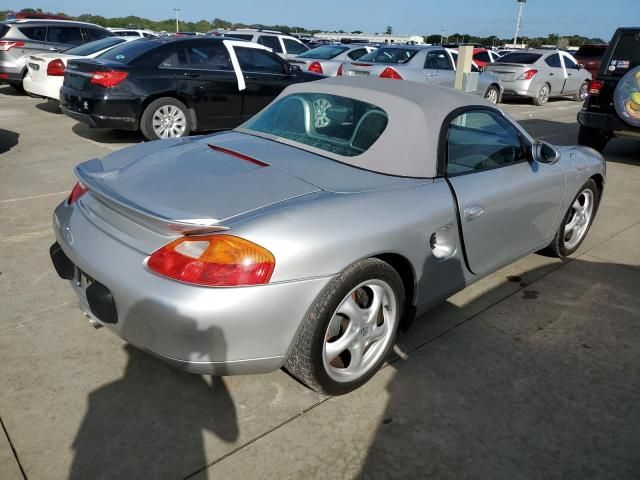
1,88,639,479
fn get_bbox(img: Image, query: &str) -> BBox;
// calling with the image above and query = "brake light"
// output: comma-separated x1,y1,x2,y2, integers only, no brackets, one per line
90,70,128,88
337,64,343,76
147,235,275,287
308,61,323,74
380,67,403,80
0,41,25,51
517,69,538,80
588,80,603,96
67,182,88,205
47,59,65,76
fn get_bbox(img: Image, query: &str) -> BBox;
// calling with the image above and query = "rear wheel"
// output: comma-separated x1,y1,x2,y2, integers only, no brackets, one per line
140,97,191,141
573,81,589,102
285,258,404,396
578,125,610,153
533,83,550,106
484,86,500,105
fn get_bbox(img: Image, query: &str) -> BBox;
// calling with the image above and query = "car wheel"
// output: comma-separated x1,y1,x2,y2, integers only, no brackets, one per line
578,125,610,153
285,258,404,396
543,179,599,258
9,82,25,93
141,97,191,141
533,83,550,106
484,86,500,105
573,81,589,102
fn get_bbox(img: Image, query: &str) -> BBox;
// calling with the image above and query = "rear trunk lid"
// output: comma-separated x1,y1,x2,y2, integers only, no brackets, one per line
27,54,52,82
63,58,127,91
484,63,530,82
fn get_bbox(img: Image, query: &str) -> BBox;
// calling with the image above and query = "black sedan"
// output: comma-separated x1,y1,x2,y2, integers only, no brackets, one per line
60,37,322,140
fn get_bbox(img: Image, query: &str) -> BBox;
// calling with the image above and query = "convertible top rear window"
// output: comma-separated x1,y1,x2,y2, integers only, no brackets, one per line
242,93,388,157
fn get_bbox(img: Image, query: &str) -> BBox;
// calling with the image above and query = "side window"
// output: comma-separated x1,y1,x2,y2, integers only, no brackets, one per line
545,53,562,68
563,55,579,69
236,47,286,74
446,110,527,176
18,26,47,41
425,50,452,70
84,28,109,42
474,51,491,63
48,27,83,45
283,38,307,55
143,33,156,38
178,43,232,70
257,35,282,53
347,48,367,60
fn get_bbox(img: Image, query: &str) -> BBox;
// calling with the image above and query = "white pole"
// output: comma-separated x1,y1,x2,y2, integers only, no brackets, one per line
174,8,180,33
513,0,525,47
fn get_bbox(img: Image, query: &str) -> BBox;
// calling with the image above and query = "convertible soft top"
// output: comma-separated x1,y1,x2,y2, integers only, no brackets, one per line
244,77,492,178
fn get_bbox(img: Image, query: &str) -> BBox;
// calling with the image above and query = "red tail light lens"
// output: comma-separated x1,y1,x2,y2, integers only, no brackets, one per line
308,61,323,74
588,80,603,96
517,69,538,80
47,59,65,76
0,41,25,51
337,64,343,76
67,182,88,205
90,70,128,88
147,235,276,287
380,67,403,80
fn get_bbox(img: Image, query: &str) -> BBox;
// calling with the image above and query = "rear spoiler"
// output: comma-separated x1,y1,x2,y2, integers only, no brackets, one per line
74,160,228,235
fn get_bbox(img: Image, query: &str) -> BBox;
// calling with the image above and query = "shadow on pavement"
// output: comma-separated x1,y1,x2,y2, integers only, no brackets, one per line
69,300,238,479
72,122,143,145
0,128,19,154
359,257,640,479
35,99,62,114
0,84,25,97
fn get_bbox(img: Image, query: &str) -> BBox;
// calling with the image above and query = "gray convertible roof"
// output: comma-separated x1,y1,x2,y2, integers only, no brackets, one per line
241,77,492,178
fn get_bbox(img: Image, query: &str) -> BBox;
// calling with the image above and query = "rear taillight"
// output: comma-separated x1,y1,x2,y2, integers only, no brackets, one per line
380,67,403,80
67,182,88,205
147,235,275,287
588,80,604,96
337,64,343,76
0,41,25,51
46,59,65,76
90,70,128,88
308,61,323,74
517,69,538,80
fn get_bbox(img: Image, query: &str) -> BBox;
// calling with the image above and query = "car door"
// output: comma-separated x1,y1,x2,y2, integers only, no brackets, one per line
46,25,84,51
173,41,243,130
234,46,296,119
543,53,566,94
560,53,584,94
444,108,566,276
423,49,455,85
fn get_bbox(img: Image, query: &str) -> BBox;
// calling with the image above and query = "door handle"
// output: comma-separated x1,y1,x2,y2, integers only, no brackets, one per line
244,75,259,81
182,72,200,78
549,72,555,76
426,73,437,77
49,47,61,52
463,204,485,221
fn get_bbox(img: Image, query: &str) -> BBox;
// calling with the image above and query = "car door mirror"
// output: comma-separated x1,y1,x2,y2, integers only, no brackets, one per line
532,141,560,164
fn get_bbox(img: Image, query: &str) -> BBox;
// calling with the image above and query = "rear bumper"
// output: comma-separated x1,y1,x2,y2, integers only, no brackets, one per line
577,109,635,135
51,200,333,375
59,87,140,130
23,74,62,100
0,66,24,83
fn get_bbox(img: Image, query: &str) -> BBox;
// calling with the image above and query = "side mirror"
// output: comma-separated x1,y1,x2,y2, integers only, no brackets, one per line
577,63,585,70
532,141,560,164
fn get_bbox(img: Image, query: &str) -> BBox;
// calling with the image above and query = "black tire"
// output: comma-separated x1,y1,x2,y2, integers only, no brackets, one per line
573,81,589,102
578,125,610,153
542,179,600,258
285,258,404,396
9,82,25,93
484,86,500,105
140,97,191,141
532,83,550,106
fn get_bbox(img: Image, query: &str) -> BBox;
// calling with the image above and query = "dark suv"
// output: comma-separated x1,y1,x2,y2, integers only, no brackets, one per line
0,19,113,90
578,28,640,152
573,44,608,78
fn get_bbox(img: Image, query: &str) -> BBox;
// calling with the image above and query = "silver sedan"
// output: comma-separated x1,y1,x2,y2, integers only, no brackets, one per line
289,44,376,76
50,78,604,395
485,49,592,105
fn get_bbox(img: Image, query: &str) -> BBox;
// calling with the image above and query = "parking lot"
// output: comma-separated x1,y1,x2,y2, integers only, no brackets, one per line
1,85,639,479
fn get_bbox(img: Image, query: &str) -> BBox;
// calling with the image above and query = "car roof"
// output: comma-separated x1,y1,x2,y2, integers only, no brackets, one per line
3,19,106,28
256,77,492,178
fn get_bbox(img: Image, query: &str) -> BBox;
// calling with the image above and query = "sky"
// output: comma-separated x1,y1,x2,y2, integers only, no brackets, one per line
4,0,636,40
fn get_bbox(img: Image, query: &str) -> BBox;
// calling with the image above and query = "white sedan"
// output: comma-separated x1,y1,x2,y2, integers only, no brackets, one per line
23,37,136,102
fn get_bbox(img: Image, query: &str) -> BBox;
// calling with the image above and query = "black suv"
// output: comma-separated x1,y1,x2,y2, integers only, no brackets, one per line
578,28,640,152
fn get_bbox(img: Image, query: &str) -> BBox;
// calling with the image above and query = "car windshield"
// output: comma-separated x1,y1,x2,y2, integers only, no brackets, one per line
495,52,542,64
98,39,158,63
298,45,348,59
241,93,388,157
358,47,418,64
64,37,126,56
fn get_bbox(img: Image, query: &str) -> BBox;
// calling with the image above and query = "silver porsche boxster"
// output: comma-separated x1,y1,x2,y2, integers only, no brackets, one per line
50,77,605,395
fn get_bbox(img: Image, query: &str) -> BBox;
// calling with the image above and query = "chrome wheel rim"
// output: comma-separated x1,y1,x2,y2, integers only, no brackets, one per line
486,88,499,104
313,98,332,128
564,189,594,250
322,280,398,383
539,85,550,104
152,105,187,139
579,82,589,100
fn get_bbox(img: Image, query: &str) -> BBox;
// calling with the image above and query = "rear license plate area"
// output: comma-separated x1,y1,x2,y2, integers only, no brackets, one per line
29,63,39,71
349,70,369,76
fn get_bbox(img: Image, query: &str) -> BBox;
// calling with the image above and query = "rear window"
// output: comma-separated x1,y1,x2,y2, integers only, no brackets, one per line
99,39,158,63
298,45,348,59
0,24,9,38
64,37,125,56
359,47,418,64
574,45,607,58
495,52,542,64
242,93,388,157
605,31,640,76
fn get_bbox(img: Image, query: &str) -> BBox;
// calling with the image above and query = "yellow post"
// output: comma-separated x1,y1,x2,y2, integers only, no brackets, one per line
454,45,474,90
